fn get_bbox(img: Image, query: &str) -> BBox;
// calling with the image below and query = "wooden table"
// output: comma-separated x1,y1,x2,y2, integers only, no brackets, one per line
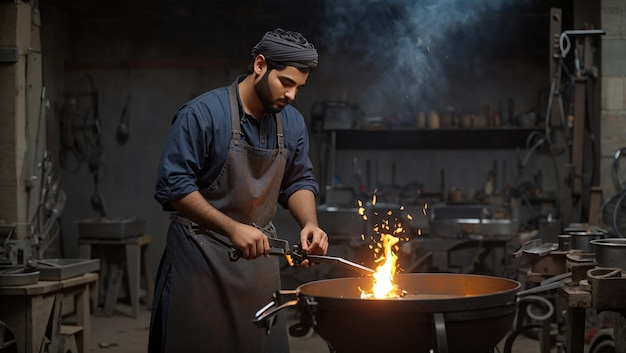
79,233,154,317
0,272,98,353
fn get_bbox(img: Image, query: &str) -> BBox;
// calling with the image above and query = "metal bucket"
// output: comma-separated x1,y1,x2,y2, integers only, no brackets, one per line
590,238,626,270
567,231,605,253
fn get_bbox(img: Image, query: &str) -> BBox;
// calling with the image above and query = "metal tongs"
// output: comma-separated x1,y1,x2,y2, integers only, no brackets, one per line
220,225,375,275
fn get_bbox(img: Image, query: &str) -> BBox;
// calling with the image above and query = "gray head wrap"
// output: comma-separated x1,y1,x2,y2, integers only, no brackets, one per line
251,29,318,69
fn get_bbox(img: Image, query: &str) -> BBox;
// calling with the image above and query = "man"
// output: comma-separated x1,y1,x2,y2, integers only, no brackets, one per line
149,28,328,353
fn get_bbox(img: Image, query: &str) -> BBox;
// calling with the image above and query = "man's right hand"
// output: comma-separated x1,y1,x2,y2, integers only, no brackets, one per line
229,223,270,260
171,191,270,260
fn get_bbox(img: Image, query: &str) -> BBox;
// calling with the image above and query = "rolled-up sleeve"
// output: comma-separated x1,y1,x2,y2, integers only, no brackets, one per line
154,106,209,211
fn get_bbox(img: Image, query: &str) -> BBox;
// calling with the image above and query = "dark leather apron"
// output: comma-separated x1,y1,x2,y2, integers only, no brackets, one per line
149,80,289,353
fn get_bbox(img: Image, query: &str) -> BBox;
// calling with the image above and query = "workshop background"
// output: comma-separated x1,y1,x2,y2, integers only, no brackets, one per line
2,0,618,272
2,0,626,352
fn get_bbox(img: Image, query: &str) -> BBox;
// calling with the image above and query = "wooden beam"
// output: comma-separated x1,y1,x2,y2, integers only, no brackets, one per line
588,186,602,226
0,1,41,236
572,80,586,195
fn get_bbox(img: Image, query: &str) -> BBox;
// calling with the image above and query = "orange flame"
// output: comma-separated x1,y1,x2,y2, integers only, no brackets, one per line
357,194,426,298
361,232,401,298
359,196,411,299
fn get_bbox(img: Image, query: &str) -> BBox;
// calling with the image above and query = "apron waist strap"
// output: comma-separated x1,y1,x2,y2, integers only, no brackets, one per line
169,214,277,237
170,214,209,234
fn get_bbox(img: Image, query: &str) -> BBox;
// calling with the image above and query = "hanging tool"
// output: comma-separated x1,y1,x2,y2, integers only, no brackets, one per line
116,93,131,144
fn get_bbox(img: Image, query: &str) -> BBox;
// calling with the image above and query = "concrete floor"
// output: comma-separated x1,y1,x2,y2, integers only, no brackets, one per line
88,304,546,353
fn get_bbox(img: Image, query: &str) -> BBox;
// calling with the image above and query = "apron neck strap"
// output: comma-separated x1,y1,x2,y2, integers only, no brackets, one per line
228,81,242,146
228,79,285,148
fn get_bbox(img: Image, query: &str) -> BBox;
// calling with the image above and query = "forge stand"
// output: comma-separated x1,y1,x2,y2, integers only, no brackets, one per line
560,267,626,353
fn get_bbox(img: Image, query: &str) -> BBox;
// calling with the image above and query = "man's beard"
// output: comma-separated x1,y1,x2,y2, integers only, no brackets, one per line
254,70,286,114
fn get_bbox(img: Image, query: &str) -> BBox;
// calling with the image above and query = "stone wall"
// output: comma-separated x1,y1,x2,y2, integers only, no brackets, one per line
601,0,626,197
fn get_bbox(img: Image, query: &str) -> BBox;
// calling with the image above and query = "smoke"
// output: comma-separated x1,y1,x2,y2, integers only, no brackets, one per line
318,0,517,113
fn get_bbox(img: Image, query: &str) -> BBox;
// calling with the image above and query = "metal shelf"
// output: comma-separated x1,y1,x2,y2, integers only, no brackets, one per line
330,127,543,150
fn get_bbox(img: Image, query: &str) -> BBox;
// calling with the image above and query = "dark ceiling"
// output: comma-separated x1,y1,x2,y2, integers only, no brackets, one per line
41,0,323,20
40,0,576,66
41,0,571,21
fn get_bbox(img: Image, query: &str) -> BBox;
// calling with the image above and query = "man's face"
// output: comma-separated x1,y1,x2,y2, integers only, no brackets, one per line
254,65,309,113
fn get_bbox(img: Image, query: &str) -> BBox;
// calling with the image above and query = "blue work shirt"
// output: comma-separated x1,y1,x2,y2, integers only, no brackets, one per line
154,77,320,211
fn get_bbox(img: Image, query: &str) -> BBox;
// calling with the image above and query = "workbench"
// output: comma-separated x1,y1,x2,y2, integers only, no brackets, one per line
79,233,153,318
0,272,98,353
401,235,520,277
